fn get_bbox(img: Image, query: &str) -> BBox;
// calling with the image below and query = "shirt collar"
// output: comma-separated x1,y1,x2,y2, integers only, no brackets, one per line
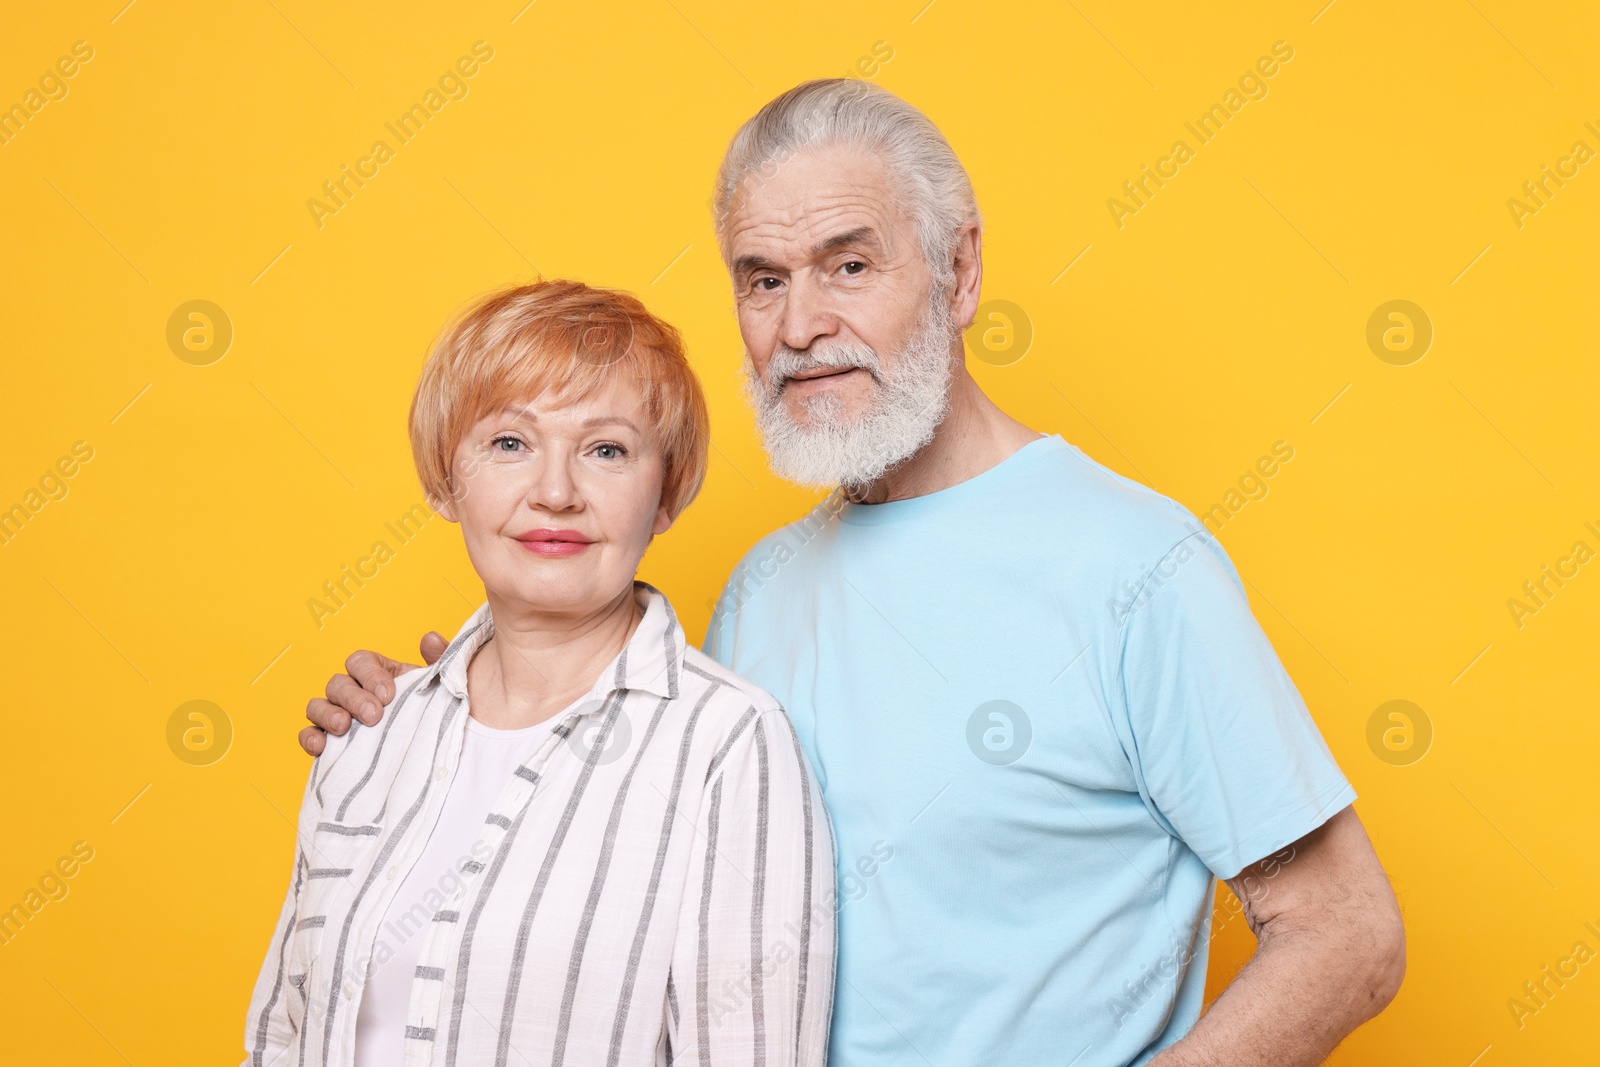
429,579,684,706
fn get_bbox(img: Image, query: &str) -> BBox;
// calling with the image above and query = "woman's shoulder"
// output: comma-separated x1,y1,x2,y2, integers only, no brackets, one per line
679,644,785,717
674,645,805,763
312,664,438,797
673,647,821,799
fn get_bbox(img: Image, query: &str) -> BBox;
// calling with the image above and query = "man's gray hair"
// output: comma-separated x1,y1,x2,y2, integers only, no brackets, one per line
712,79,981,287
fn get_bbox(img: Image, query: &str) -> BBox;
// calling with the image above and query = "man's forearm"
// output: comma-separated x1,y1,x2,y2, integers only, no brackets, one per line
1146,921,1402,1067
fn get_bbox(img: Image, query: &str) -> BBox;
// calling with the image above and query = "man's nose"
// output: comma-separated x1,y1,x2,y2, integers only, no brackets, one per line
777,270,838,353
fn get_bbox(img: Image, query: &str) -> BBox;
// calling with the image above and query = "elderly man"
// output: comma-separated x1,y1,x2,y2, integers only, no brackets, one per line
302,80,1404,1066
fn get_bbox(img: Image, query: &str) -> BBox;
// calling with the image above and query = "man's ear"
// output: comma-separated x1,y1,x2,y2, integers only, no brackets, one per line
949,220,983,331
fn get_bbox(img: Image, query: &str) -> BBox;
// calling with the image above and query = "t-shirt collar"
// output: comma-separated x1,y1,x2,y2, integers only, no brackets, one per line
837,432,1065,526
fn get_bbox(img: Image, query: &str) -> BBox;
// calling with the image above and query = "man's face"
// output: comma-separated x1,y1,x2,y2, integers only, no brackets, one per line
725,143,959,488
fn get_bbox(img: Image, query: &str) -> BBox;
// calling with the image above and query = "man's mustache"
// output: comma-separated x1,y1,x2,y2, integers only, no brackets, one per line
765,345,882,394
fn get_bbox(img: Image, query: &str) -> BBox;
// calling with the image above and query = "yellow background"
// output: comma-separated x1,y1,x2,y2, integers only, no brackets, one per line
2,1,1597,1063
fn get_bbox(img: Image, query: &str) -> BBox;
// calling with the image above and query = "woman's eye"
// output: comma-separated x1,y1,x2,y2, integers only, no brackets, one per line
491,435,523,452
592,442,628,460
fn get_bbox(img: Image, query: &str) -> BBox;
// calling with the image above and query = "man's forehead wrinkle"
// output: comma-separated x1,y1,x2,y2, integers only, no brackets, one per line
741,190,888,232
730,197,909,266
732,157,900,234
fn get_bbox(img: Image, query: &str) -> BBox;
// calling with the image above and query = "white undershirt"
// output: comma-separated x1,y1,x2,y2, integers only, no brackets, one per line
353,714,557,1067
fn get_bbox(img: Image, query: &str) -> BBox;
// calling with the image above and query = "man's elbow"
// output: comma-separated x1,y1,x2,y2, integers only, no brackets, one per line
1357,899,1407,1017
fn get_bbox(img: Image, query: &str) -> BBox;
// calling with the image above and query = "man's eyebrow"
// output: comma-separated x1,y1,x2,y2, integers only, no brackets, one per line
810,226,880,257
732,252,774,277
731,226,883,277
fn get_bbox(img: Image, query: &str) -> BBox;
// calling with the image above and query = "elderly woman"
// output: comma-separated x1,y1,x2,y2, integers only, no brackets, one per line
243,280,835,1067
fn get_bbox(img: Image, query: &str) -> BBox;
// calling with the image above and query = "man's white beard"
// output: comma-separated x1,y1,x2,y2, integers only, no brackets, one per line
742,294,957,491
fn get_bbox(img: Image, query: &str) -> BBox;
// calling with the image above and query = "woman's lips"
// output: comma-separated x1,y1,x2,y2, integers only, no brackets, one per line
514,530,594,557
519,540,590,557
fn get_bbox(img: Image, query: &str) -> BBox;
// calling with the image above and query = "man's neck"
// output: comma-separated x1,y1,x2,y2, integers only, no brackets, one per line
847,362,1043,505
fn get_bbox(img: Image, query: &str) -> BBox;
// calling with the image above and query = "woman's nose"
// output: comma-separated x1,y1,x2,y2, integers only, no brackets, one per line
524,457,581,511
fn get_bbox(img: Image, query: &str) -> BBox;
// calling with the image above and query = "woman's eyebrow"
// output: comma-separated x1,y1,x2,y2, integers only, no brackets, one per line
493,401,540,422
579,415,641,433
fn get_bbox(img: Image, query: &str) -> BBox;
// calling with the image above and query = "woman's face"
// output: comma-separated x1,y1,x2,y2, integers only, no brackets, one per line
437,374,673,618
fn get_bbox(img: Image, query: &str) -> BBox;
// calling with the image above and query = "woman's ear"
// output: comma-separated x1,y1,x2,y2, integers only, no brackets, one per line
429,487,459,524
651,499,674,537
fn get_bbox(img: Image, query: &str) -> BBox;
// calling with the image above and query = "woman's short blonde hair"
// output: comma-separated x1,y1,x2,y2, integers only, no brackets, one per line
409,280,710,520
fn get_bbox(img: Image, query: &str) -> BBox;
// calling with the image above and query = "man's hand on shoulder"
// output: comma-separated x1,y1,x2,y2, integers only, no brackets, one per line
298,631,448,756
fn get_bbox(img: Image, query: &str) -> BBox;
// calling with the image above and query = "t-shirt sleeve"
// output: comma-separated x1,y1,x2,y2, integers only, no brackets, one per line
1112,529,1357,881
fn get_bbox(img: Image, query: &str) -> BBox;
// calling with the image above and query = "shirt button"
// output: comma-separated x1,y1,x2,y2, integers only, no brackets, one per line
386,866,397,880
435,765,449,780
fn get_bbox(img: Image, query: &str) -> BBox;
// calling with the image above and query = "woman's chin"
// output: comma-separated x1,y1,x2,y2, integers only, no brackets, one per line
487,575,632,616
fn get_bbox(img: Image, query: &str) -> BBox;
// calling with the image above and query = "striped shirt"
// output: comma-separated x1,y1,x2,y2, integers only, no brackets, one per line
244,581,836,1067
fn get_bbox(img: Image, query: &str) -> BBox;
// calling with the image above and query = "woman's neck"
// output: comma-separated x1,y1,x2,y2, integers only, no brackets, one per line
466,586,643,729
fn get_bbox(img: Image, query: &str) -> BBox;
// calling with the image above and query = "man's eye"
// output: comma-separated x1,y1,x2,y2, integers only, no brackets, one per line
754,277,782,291
841,261,865,275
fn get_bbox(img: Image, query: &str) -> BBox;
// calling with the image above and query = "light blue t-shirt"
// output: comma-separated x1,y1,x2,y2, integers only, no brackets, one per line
704,433,1356,1067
